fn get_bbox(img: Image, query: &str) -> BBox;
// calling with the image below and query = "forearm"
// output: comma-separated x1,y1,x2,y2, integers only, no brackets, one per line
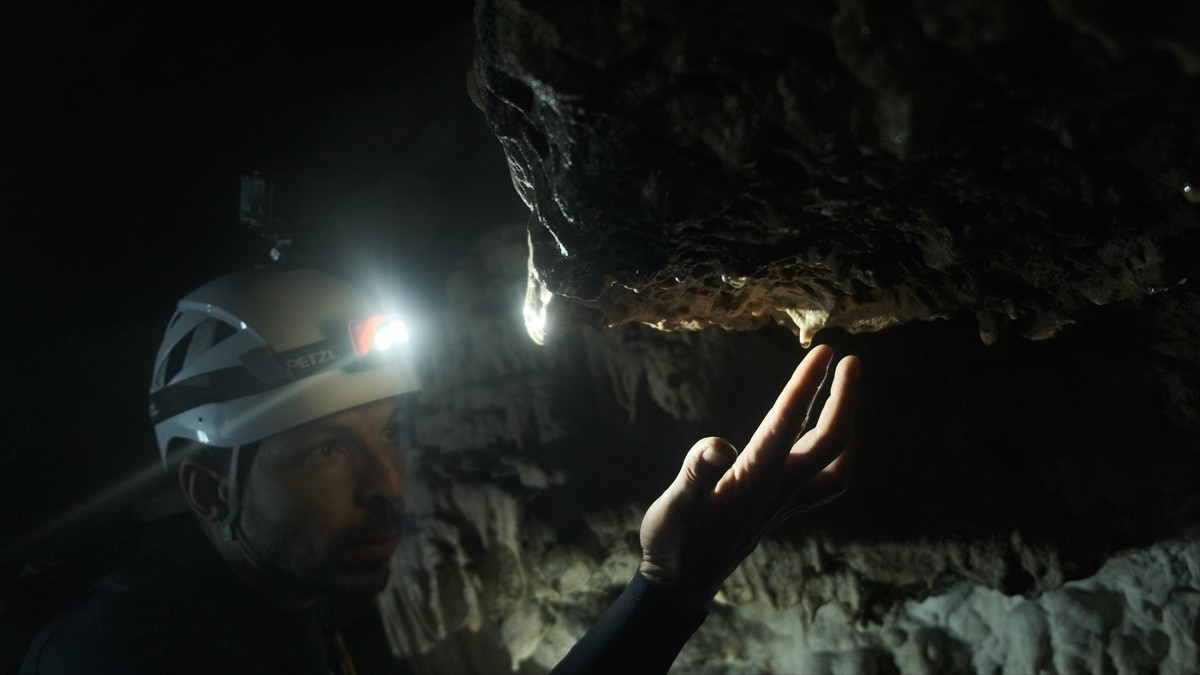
550,571,708,675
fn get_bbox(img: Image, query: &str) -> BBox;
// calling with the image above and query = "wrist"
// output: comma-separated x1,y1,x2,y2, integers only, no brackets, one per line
638,559,713,611
638,558,678,588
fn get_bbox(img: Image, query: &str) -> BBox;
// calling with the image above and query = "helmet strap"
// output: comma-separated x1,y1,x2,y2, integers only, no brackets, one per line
217,444,305,588
217,444,249,545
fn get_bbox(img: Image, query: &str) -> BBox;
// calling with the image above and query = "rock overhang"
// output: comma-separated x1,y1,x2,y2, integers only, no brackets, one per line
472,0,1199,345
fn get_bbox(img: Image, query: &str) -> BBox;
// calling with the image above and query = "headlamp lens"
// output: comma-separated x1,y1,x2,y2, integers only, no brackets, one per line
350,315,409,356
373,320,408,351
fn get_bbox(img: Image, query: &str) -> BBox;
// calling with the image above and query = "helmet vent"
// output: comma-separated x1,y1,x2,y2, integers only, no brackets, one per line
159,317,240,387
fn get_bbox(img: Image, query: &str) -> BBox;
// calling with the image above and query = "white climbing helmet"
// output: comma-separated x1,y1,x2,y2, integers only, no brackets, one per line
148,266,421,464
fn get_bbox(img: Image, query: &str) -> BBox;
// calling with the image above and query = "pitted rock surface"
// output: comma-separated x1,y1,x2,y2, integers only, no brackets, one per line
472,0,1200,344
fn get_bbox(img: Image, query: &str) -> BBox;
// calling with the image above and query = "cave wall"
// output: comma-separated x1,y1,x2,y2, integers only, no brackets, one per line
376,225,1200,673
364,3,1200,670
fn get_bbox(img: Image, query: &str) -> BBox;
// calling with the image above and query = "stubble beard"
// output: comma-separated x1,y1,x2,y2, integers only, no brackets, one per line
239,500,397,598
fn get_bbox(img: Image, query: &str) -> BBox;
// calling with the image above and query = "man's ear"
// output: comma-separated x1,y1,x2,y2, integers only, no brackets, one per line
179,458,230,523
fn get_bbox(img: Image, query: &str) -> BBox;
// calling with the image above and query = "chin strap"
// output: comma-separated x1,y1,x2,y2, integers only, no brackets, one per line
217,444,290,579
218,444,359,675
216,444,245,544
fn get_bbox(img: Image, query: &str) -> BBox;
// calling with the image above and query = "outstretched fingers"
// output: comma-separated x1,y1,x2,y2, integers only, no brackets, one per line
638,351,864,607
783,354,862,480
727,345,835,486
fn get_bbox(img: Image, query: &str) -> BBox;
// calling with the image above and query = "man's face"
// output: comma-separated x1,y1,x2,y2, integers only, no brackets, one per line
238,396,409,597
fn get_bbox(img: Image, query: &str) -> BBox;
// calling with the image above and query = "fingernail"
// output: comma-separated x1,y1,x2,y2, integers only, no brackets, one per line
701,444,735,468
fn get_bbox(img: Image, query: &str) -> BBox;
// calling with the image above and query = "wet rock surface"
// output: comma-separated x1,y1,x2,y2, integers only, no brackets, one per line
472,0,1200,345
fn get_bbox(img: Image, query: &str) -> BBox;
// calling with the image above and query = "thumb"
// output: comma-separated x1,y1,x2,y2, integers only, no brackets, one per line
640,438,737,588
669,437,738,510
692,436,738,486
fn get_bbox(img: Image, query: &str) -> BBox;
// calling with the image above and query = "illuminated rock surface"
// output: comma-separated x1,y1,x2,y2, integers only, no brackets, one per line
472,0,1200,345
382,3,1198,672
378,226,1200,673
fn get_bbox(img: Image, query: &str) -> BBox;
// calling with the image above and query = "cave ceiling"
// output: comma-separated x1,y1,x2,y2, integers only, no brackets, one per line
472,0,1200,346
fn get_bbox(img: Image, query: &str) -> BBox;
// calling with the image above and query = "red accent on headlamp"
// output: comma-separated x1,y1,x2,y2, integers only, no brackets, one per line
349,314,402,357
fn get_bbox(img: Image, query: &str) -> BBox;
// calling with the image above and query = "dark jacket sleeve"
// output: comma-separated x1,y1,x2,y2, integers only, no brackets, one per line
550,571,709,675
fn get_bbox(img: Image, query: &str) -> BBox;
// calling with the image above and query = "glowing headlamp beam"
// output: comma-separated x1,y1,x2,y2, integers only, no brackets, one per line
350,315,409,356
372,321,408,351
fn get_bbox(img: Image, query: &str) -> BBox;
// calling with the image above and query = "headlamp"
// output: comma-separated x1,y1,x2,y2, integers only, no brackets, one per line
349,314,409,357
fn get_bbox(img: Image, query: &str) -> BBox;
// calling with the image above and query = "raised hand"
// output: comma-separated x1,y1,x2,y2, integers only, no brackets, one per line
638,345,862,607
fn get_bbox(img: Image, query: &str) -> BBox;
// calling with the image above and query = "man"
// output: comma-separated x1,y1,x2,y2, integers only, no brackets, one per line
20,266,861,674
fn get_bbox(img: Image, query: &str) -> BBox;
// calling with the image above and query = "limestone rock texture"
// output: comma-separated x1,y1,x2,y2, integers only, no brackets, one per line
471,0,1200,345
377,227,1200,673
382,2,1200,672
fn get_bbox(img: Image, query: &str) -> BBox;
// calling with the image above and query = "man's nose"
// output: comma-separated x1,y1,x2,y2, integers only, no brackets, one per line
360,441,406,507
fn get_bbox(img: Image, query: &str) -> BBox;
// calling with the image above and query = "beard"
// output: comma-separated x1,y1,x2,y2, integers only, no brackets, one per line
237,493,403,598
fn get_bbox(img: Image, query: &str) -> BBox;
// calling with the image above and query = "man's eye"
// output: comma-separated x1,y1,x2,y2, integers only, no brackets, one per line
383,423,403,442
315,443,344,460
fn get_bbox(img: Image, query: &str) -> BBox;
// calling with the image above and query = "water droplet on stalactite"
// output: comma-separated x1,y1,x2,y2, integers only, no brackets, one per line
1183,184,1200,204
721,274,748,289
